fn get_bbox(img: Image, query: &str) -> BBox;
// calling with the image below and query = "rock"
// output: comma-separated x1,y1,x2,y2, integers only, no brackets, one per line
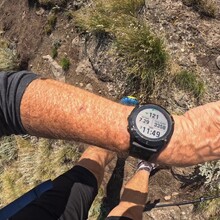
216,56,220,70
189,53,197,64
36,8,45,16
164,195,172,201
171,192,179,197
42,55,65,82
75,59,99,83
85,83,93,92
72,37,79,47
79,83,83,87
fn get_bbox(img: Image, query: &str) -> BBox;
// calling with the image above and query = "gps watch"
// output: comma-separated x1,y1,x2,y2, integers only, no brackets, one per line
128,104,174,160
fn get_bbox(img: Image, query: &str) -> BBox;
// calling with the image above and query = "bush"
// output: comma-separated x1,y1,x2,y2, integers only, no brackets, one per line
175,70,205,98
51,47,58,59
60,57,70,71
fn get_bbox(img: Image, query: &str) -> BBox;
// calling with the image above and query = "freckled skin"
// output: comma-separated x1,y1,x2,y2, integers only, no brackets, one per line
20,78,133,152
20,78,220,166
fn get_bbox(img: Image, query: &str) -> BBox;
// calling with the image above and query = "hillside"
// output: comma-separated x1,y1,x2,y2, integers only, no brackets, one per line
0,0,220,219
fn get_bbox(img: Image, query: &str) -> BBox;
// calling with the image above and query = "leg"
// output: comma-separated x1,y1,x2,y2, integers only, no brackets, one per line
10,146,114,220
59,146,115,220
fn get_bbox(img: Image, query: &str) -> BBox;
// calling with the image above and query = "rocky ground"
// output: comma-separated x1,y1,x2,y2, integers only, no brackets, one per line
0,0,219,219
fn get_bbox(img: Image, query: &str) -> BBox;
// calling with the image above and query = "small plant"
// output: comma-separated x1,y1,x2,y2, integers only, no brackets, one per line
175,70,205,98
51,40,61,59
45,14,57,35
60,57,70,71
51,47,58,59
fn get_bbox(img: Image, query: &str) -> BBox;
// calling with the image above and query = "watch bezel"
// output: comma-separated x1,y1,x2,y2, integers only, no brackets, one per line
128,104,174,148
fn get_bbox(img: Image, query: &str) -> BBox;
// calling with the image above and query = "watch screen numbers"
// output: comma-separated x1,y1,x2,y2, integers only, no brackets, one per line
136,108,168,139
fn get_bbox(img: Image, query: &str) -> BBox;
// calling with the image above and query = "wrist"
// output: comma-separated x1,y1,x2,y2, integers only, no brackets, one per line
112,105,134,152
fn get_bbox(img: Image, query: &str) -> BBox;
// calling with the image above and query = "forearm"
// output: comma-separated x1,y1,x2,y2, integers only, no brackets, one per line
19,76,220,165
77,146,114,187
156,101,220,166
20,78,133,152
107,170,149,220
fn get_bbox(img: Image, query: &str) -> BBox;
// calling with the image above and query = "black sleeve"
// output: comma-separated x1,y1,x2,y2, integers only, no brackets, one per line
0,71,39,137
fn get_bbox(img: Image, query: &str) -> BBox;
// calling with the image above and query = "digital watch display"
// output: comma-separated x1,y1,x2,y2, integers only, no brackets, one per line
135,108,168,139
128,104,174,161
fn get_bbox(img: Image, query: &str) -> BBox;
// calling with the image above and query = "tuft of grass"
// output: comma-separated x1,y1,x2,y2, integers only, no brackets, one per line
74,0,145,32
60,57,70,71
45,14,57,35
175,70,205,97
51,46,58,59
0,39,19,71
74,0,168,95
51,39,61,59
182,0,218,17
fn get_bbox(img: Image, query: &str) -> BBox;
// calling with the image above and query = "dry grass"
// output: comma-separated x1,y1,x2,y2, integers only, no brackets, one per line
0,136,80,207
0,39,18,71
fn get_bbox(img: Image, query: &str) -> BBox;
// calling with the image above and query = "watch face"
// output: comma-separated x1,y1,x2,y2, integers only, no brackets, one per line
135,108,169,139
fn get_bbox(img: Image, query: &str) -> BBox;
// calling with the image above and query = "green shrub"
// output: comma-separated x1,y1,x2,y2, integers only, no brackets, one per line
51,47,58,59
175,70,205,97
60,57,70,71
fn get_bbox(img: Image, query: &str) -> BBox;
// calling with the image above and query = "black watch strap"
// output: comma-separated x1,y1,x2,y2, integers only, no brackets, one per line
129,141,161,161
